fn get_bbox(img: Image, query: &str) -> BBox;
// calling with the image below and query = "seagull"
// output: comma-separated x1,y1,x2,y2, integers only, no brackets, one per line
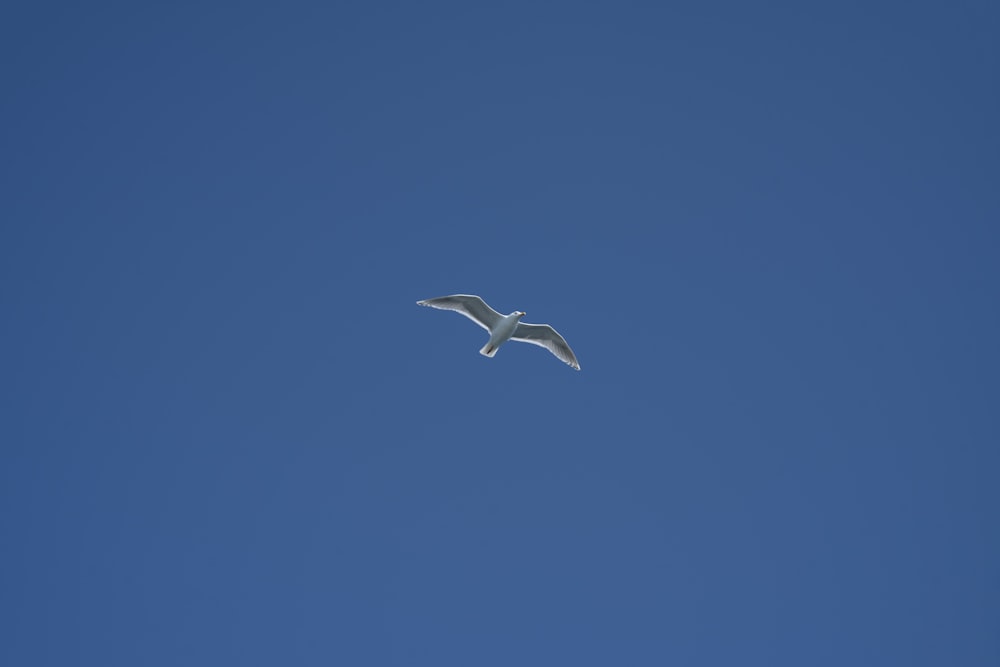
417,294,581,370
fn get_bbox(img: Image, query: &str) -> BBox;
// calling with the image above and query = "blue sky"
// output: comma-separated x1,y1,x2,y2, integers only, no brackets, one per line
2,1,998,665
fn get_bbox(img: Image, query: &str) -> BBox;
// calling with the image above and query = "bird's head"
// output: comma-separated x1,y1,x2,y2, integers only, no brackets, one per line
515,311,526,318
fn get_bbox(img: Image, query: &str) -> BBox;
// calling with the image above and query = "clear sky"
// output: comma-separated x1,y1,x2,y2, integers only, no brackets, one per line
2,2,998,665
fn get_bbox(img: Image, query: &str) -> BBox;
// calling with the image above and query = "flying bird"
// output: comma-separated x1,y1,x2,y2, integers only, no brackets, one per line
417,294,581,370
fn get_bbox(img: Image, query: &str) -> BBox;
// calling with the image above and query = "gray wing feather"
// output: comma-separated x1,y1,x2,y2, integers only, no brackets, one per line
511,322,581,370
416,294,503,331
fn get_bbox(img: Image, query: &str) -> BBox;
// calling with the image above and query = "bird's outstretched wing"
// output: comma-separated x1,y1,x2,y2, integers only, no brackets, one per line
511,322,581,370
416,294,503,332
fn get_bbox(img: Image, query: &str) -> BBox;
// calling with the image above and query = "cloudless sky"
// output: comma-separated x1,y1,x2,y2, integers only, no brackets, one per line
2,1,998,665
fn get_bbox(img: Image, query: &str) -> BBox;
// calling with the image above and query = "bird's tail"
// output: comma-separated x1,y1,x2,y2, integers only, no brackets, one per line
480,342,498,358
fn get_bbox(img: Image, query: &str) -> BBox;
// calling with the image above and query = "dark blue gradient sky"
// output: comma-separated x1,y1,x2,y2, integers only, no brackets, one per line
2,2,998,665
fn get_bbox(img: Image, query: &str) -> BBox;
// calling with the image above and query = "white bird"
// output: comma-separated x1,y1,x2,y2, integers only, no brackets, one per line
417,294,581,370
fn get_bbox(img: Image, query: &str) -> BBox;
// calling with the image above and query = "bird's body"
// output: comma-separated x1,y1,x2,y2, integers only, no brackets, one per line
480,311,525,358
417,294,581,370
